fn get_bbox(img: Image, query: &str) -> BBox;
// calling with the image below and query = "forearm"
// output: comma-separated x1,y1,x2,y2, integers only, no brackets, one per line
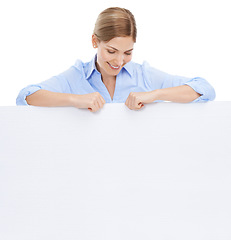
26,89,106,112
26,89,73,107
153,85,201,103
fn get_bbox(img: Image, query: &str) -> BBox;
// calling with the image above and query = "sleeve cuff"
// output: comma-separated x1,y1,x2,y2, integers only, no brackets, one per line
16,85,41,105
184,77,216,102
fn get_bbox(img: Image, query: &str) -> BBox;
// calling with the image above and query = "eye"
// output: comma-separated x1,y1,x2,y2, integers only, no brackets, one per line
107,50,115,54
125,52,132,56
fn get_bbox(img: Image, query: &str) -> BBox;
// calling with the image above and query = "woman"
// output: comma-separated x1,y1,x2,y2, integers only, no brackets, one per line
16,7,215,112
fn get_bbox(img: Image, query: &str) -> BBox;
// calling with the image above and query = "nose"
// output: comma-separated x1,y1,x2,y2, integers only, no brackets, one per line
115,54,124,66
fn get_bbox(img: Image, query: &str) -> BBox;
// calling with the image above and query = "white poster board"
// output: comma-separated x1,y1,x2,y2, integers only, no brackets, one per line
1,102,231,239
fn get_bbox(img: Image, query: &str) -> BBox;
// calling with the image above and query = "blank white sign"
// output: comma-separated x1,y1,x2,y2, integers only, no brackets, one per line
0,102,231,239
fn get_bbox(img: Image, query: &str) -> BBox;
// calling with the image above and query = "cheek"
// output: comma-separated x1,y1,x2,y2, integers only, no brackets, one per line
98,50,112,62
125,55,132,63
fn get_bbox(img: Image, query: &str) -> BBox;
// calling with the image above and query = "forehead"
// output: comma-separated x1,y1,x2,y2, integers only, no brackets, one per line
103,36,134,51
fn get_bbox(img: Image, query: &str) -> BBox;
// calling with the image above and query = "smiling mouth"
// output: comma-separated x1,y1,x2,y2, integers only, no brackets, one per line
107,62,121,70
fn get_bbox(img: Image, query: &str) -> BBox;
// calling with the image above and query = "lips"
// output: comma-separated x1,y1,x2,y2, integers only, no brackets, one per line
107,62,120,70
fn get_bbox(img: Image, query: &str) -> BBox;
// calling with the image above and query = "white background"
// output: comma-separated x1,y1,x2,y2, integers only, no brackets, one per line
0,0,230,106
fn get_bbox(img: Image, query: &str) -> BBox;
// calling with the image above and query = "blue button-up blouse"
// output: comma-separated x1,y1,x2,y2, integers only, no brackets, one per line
16,55,216,105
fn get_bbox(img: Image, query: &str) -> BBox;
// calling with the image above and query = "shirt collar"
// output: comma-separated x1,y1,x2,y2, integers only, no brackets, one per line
123,61,133,78
86,54,98,80
86,54,133,80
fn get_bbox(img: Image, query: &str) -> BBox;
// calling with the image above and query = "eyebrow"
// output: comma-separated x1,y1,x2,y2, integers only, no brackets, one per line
107,45,134,52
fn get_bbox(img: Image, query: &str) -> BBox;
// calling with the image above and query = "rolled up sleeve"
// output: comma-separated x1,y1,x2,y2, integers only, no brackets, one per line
16,85,42,105
142,61,216,102
16,68,75,106
185,77,216,102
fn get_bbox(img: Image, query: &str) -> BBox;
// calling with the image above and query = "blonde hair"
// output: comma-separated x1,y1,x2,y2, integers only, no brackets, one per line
93,7,137,43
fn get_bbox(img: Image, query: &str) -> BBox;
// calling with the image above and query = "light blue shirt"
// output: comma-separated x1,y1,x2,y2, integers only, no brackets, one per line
16,54,216,105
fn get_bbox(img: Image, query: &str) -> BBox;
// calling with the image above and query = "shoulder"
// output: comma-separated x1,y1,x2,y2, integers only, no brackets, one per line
140,61,172,78
128,60,175,90
73,59,87,73
73,59,88,69
127,60,168,76
53,58,92,81
52,59,89,85
130,60,164,78
73,57,95,79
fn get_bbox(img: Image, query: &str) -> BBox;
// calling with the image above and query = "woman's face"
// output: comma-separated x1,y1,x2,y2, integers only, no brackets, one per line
93,36,134,78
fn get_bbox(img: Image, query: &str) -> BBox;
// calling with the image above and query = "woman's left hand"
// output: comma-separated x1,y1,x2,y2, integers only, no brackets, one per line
125,91,156,110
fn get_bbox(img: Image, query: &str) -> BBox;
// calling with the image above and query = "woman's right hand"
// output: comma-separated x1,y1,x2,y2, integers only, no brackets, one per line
71,92,106,112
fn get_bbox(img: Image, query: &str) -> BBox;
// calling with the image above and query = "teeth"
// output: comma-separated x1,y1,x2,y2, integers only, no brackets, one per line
108,62,120,69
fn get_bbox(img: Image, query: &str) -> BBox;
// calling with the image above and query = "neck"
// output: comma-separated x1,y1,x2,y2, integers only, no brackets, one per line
95,61,116,83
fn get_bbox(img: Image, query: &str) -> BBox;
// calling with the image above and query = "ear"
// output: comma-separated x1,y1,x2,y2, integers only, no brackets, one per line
92,34,98,49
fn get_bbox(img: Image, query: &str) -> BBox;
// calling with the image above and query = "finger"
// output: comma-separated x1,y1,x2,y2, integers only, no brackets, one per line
98,98,105,109
127,96,133,110
94,99,102,111
134,95,143,109
94,95,105,109
95,99,102,110
93,94,102,111
97,101,103,109
99,95,106,105
125,96,129,107
132,95,138,110
126,93,137,110
89,102,97,112
132,94,140,110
